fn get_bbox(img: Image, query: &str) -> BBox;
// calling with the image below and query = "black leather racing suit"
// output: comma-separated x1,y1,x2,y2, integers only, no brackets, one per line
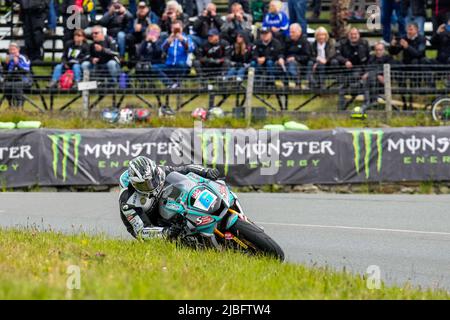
119,164,217,239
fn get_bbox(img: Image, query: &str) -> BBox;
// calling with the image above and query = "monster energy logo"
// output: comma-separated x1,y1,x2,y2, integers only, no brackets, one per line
48,133,82,181
198,132,232,176
351,130,384,179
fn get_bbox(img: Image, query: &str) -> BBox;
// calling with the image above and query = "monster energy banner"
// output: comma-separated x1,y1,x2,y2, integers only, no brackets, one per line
2,127,450,187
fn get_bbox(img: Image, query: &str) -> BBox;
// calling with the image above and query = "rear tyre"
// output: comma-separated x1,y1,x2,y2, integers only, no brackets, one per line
229,219,285,261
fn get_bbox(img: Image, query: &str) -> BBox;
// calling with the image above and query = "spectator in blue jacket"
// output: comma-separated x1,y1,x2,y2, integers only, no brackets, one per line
3,43,32,108
154,20,195,88
262,0,290,39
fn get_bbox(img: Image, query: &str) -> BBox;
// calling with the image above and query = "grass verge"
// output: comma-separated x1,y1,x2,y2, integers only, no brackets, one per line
0,228,448,299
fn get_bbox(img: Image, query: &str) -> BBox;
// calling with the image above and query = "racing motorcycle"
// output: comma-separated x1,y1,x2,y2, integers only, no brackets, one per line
157,171,285,261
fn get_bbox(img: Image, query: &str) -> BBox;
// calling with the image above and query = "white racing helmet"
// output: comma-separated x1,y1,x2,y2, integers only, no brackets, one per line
128,156,166,196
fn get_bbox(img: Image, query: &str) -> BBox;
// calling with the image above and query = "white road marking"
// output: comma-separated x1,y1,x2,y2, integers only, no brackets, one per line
257,222,450,237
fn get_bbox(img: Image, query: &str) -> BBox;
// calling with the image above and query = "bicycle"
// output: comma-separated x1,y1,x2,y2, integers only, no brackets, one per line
431,95,450,122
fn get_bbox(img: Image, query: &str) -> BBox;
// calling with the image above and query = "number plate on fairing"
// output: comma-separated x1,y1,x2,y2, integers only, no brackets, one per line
192,190,217,211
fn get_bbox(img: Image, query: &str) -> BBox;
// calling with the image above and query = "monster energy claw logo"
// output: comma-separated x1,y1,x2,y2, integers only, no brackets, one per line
351,130,383,179
48,133,82,181
198,132,231,176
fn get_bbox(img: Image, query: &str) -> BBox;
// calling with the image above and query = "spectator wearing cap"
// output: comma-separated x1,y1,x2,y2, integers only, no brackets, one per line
154,20,195,88
252,26,284,87
98,0,134,59
81,25,121,84
191,3,223,48
283,23,313,89
3,43,32,108
309,26,338,88
126,1,160,61
159,1,189,36
193,28,231,77
48,29,90,88
221,2,253,43
262,0,290,39
224,30,253,83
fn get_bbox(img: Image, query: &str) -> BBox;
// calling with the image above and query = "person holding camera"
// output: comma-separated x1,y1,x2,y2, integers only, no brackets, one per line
431,16,450,65
159,1,189,36
3,43,32,108
135,24,164,84
191,3,223,47
221,2,253,43
126,2,160,62
154,20,195,89
98,0,133,60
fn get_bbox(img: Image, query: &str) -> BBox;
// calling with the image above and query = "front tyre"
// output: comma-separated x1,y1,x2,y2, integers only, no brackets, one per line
229,219,285,261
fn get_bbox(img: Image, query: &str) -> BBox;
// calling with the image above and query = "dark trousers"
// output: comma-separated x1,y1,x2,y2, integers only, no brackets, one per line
21,9,47,61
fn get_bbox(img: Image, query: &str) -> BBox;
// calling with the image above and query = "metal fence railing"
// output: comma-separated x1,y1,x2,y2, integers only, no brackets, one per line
0,65,449,113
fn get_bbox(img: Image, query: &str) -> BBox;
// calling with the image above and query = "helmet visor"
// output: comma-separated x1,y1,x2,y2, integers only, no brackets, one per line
132,167,164,194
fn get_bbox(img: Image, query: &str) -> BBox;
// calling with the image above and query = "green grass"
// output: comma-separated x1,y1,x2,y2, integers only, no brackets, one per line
0,228,448,299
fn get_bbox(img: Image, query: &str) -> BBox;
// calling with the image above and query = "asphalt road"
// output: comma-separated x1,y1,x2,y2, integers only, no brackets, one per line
1,192,449,291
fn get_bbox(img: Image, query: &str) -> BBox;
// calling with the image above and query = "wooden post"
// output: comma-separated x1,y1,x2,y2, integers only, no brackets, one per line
383,63,392,118
82,70,90,119
245,67,255,127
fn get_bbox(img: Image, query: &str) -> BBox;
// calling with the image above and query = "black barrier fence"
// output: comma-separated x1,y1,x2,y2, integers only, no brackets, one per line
2,126,450,188
1,64,449,112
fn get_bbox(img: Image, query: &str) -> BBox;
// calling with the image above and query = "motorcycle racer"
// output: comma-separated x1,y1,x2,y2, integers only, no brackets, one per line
119,156,220,240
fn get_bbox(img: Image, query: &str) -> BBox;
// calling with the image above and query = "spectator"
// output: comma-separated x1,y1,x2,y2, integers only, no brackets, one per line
192,3,223,47
381,0,406,44
403,0,426,36
309,26,338,88
228,0,250,14
224,30,252,82
288,0,307,38
3,43,32,108
135,24,164,85
98,0,133,59
431,0,450,33
155,20,195,88
81,25,121,84
284,23,312,89
389,22,427,65
335,28,370,110
262,0,290,39
361,42,395,112
16,0,49,61
47,29,89,88
431,16,450,65
193,28,231,77
126,1,160,61
389,22,429,108
252,26,284,87
221,2,253,43
159,1,189,35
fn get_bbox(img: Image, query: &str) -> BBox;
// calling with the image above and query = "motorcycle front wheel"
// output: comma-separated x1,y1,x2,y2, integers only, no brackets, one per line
228,219,285,261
